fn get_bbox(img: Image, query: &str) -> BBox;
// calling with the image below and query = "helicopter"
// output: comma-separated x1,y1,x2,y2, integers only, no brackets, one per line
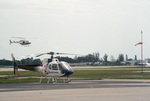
11,52,74,83
9,37,31,45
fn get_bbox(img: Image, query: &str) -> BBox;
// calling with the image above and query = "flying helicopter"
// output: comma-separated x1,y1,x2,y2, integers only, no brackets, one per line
9,37,31,46
11,52,74,83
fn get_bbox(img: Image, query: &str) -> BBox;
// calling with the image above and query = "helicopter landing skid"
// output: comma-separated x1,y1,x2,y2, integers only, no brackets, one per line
40,76,71,83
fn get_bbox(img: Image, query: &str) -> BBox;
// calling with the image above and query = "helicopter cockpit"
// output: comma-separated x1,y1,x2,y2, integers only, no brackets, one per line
45,58,73,77
58,62,74,76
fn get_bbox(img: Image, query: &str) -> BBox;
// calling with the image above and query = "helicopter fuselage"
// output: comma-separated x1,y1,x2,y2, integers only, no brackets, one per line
12,55,73,78
38,58,74,77
11,53,74,83
10,40,31,45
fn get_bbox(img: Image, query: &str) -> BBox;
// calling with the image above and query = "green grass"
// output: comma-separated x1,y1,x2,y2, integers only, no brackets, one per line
0,67,150,83
0,77,41,83
71,69,150,80
0,71,43,76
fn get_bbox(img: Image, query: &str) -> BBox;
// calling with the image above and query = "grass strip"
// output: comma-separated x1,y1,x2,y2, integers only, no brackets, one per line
0,67,150,83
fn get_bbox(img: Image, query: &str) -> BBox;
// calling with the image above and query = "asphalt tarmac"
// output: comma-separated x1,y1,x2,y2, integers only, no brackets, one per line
0,79,150,101
0,79,150,92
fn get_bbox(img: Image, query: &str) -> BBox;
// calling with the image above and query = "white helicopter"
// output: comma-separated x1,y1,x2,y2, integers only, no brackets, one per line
11,52,74,83
9,37,31,45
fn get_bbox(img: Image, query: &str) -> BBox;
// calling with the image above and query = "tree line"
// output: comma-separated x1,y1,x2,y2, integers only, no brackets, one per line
0,52,137,66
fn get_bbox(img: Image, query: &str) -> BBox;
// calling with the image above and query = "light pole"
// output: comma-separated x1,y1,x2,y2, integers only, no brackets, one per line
135,30,143,73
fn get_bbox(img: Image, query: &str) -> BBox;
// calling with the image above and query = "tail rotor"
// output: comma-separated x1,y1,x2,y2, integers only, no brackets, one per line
11,54,18,74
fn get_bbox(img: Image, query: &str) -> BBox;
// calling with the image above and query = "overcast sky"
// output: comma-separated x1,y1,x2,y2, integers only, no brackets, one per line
0,0,150,60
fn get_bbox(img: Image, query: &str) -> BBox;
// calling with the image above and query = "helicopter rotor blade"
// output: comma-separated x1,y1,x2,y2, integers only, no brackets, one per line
11,37,25,39
35,52,81,57
36,53,46,57
55,52,81,56
47,52,55,55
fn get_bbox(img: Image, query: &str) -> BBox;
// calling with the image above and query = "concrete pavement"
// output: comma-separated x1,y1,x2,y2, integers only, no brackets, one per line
0,79,150,101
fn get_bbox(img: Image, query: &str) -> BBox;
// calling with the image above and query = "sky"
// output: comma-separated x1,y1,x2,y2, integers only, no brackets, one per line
0,0,150,61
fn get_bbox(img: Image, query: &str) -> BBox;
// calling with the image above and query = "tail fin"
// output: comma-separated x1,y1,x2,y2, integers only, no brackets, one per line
9,40,12,45
11,54,18,74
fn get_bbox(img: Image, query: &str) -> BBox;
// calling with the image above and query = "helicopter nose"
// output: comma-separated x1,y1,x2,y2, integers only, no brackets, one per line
63,70,74,76
69,71,74,75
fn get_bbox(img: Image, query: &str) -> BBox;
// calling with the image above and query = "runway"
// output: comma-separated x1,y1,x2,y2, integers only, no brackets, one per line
0,79,150,92
0,79,150,101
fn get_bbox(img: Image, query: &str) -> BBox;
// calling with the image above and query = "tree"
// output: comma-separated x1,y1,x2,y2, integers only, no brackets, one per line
135,55,137,60
126,54,128,61
56,56,75,63
103,54,108,62
32,59,42,65
92,52,100,62
110,55,115,62
118,54,124,62
20,58,41,65
103,54,108,65
0,59,13,66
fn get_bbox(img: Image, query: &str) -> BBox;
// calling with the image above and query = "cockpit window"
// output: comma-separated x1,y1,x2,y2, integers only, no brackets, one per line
52,64,58,70
64,62,71,68
58,64,63,70
59,62,72,70
49,64,51,70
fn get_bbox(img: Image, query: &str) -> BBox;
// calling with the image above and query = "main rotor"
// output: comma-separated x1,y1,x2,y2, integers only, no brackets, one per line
36,52,79,59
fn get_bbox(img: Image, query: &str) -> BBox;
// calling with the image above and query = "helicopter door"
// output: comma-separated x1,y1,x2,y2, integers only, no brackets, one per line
48,64,60,76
